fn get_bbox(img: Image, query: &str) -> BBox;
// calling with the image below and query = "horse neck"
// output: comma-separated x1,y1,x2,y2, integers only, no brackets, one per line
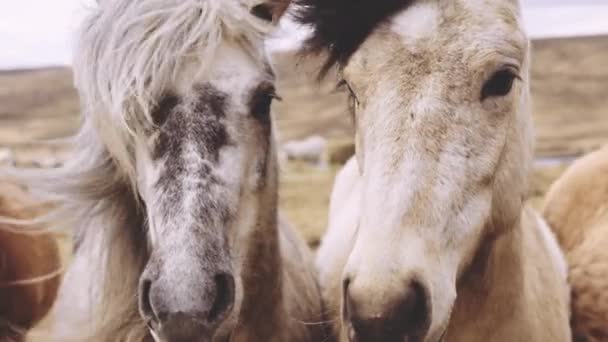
447,207,561,340
234,145,286,338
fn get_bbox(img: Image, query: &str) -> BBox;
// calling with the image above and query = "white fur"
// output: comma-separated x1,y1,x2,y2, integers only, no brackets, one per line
74,0,271,190
315,158,360,285
536,212,569,280
390,2,439,45
0,1,277,340
0,148,15,167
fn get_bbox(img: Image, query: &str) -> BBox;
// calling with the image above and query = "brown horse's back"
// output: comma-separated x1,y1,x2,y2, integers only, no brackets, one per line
0,181,61,340
543,145,608,342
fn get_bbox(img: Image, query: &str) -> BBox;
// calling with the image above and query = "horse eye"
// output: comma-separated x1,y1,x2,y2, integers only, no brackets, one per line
250,83,280,121
152,94,180,126
251,4,273,22
481,68,519,101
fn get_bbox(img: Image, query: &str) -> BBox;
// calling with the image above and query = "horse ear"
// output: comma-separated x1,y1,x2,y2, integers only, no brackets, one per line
251,0,291,23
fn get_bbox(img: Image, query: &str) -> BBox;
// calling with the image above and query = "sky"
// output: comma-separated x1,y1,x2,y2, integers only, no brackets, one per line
1,0,608,69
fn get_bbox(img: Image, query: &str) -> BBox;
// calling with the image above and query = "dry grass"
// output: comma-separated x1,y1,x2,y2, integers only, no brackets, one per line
280,162,341,247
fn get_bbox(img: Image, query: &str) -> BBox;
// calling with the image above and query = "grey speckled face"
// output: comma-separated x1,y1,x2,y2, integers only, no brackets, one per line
134,41,279,341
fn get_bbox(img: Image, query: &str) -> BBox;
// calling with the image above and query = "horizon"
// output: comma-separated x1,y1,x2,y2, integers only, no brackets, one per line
1,1,608,70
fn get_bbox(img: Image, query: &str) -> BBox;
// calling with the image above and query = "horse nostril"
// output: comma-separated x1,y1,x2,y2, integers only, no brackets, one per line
345,279,431,342
343,277,352,295
342,276,352,319
398,280,430,337
207,273,235,324
139,278,158,324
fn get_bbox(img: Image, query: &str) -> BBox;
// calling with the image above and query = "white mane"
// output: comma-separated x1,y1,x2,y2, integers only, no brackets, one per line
76,0,271,187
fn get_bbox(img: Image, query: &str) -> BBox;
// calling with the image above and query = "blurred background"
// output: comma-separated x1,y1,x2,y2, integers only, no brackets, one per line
1,0,607,254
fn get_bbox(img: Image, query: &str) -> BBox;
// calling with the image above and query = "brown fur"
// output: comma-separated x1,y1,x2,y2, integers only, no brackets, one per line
269,0,290,21
230,214,331,342
543,145,608,342
224,159,330,342
0,181,61,341
446,207,571,341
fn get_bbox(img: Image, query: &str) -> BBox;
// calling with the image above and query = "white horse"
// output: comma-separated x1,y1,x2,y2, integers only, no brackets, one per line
296,0,572,341
3,0,329,341
0,148,15,167
283,135,328,166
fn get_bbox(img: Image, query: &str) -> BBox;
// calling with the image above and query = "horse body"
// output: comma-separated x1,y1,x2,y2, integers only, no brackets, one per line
543,145,608,341
0,181,61,341
8,1,327,341
298,0,572,340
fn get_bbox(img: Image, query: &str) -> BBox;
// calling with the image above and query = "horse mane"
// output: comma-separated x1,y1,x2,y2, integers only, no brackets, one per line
294,0,414,77
0,0,273,340
76,0,272,190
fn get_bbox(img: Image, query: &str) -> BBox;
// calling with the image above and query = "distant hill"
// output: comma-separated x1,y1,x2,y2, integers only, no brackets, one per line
1,36,607,161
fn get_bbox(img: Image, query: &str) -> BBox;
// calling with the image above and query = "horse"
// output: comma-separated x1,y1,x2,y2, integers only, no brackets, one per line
543,145,608,342
283,135,328,167
0,181,61,341
295,0,572,341
2,0,329,341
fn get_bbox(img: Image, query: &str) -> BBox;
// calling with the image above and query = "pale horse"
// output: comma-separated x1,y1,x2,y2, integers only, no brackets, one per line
296,0,572,341
2,0,330,341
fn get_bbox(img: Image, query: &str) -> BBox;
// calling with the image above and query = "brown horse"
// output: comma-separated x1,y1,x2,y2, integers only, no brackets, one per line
0,181,61,341
543,145,608,342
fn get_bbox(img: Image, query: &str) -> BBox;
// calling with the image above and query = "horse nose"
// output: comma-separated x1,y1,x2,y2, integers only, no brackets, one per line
344,277,431,342
139,272,235,340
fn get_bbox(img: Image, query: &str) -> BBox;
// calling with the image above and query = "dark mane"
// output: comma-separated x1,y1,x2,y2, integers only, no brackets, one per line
295,0,414,77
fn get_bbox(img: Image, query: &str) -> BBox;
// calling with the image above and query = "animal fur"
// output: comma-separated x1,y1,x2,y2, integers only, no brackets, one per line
298,0,572,340
543,145,608,342
0,181,61,341
1,0,329,341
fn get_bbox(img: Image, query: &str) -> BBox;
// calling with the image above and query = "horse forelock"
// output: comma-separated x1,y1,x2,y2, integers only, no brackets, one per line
294,0,415,77
73,0,272,187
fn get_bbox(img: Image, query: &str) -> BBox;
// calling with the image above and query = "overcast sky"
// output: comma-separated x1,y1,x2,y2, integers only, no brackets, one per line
1,0,608,69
